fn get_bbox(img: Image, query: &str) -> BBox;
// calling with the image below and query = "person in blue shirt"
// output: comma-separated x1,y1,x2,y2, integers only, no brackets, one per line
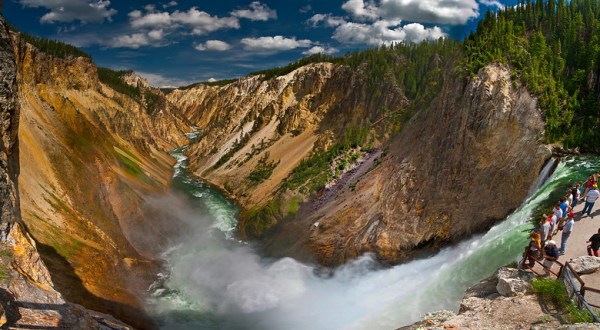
559,197,569,219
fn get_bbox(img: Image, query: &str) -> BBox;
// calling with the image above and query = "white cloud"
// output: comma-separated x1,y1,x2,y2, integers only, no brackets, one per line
148,29,165,40
130,11,172,28
378,0,479,25
18,0,117,23
109,30,167,48
333,20,445,45
302,46,338,55
308,14,346,27
195,40,232,51
173,8,240,35
128,7,240,35
231,1,277,21
110,33,151,49
479,0,504,9
241,36,312,52
208,78,218,82
341,0,379,20
138,71,194,88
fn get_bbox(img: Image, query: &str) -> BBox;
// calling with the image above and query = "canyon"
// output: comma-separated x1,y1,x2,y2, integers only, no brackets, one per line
0,7,577,329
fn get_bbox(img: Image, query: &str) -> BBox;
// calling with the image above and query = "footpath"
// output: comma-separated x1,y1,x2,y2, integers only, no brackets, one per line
540,200,600,309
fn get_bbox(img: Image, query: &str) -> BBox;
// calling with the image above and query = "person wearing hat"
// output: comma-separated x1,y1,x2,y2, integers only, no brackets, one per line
559,212,575,255
543,240,559,276
582,184,600,218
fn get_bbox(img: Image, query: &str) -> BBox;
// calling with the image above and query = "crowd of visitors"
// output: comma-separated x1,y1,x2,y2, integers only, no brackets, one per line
522,172,600,275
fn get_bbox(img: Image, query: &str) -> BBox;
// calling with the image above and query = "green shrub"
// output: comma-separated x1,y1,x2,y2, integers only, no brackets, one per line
532,278,594,323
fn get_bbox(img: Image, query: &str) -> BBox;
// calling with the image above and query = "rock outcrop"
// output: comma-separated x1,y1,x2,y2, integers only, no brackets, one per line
399,268,561,329
569,256,600,275
268,63,551,265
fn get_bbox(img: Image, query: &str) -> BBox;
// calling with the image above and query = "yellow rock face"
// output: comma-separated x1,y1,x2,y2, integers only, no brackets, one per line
12,33,190,326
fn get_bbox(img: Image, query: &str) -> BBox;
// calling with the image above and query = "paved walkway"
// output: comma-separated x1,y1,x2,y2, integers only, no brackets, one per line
561,200,600,309
534,199,600,309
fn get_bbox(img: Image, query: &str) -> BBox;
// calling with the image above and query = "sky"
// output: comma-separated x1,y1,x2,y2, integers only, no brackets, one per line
3,0,518,88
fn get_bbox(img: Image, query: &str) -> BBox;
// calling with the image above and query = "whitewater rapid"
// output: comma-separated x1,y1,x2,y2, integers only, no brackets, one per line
148,148,599,329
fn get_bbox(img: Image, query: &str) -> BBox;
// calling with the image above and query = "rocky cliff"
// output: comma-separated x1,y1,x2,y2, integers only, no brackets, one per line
167,62,410,236
0,15,134,329
9,28,191,327
172,59,550,266
268,63,550,265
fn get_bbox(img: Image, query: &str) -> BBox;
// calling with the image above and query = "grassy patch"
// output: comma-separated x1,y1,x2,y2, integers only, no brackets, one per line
282,126,370,193
287,197,301,215
115,152,144,177
532,278,595,323
245,199,282,237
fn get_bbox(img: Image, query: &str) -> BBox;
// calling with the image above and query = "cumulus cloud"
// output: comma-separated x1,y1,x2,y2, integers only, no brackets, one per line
341,0,379,20
18,0,117,23
241,36,312,52
378,0,479,25
308,14,346,28
110,33,152,49
126,2,275,42
109,29,168,48
302,46,338,55
231,1,277,21
195,40,232,52
138,71,194,88
479,0,504,9
333,20,445,45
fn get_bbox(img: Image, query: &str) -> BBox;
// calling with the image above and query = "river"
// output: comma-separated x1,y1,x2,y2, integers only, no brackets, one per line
147,142,600,329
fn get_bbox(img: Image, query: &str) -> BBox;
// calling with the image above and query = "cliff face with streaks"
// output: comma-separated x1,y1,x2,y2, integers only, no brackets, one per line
170,60,550,266
268,63,550,265
0,15,136,329
8,29,191,327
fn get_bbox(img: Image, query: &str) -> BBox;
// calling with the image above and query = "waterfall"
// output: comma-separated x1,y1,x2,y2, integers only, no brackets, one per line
527,157,558,198
147,150,599,330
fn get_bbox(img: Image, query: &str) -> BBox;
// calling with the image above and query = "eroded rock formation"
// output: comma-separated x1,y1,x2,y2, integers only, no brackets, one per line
267,64,551,265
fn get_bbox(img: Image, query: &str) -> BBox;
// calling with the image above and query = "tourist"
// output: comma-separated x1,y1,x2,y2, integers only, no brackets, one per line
559,212,575,255
542,240,559,276
572,184,581,207
559,196,570,217
550,210,558,235
523,232,542,268
582,175,596,199
553,202,563,221
587,228,600,257
581,184,600,218
541,216,551,243
567,191,574,209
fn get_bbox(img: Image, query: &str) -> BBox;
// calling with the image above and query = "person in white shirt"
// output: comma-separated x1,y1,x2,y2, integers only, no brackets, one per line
553,203,562,221
582,185,600,218
559,212,575,255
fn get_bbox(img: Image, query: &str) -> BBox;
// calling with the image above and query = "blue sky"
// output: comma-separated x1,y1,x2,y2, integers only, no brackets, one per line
4,0,517,87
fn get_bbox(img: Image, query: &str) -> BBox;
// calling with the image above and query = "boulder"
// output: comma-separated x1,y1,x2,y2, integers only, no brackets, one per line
568,256,600,275
495,267,532,297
